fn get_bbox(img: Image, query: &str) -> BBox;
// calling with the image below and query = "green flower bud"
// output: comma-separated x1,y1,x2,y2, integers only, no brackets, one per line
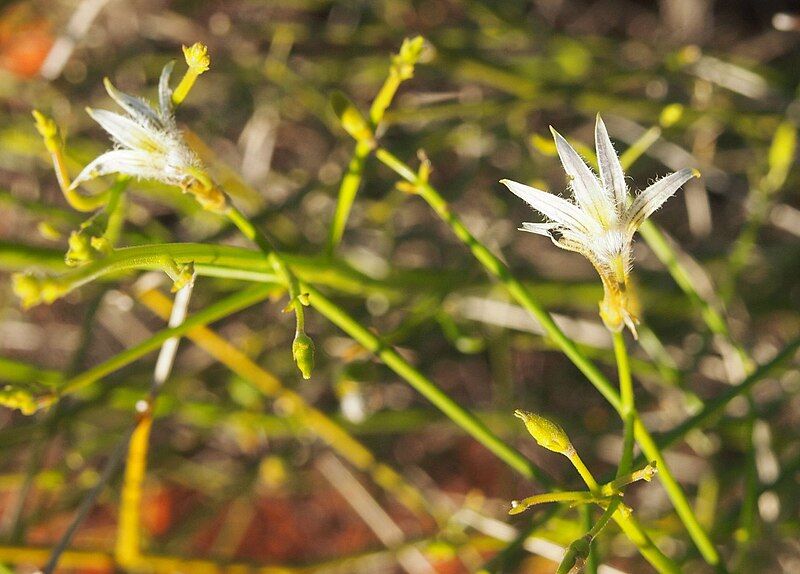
391,36,426,80
514,409,573,455
292,332,315,380
556,536,591,574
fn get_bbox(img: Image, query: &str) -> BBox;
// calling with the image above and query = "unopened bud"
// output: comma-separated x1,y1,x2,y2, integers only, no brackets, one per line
330,91,374,144
0,385,39,415
12,273,69,309
658,103,684,128
514,409,572,455
556,536,591,574
292,332,315,380
391,36,426,80
183,42,211,74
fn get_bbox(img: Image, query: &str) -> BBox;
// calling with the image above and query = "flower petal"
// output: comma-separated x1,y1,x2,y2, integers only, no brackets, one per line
159,60,175,120
550,126,612,225
103,78,162,128
70,149,164,189
86,108,165,153
626,168,696,230
502,179,596,233
594,114,628,214
519,222,557,236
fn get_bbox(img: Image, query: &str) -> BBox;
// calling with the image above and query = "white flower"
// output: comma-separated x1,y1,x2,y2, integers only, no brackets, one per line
502,114,698,336
71,62,225,212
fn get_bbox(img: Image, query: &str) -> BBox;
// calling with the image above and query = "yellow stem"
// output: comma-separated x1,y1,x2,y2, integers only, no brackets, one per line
115,410,152,569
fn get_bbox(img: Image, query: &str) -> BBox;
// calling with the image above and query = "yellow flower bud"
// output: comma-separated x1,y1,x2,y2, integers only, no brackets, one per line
0,385,39,415
391,36,426,80
330,91,374,144
12,273,43,309
32,110,61,154
659,103,684,128
292,332,315,380
514,409,573,455
12,273,69,308
182,42,211,74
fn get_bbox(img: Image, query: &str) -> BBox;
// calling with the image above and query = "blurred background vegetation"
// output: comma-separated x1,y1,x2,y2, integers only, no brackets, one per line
0,0,799,572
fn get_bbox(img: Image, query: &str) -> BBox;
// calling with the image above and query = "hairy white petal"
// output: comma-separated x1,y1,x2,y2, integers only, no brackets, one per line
519,222,557,236
86,108,165,153
70,150,162,189
103,78,162,128
159,61,175,120
595,114,628,214
550,126,613,225
501,179,596,234
626,168,695,230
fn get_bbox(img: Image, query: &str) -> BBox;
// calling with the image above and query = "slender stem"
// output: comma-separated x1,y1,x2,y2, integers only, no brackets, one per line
56,284,275,399
652,336,800,453
613,332,636,478
304,282,679,573
510,490,607,515
33,111,110,212
41,428,134,574
303,283,545,482
115,413,151,568
327,140,372,253
116,282,194,567
225,205,306,335
375,145,719,567
136,288,431,517
582,505,598,574
564,450,679,574
568,451,600,493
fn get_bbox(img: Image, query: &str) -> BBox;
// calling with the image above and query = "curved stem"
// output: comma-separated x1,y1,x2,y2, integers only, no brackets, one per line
375,145,719,567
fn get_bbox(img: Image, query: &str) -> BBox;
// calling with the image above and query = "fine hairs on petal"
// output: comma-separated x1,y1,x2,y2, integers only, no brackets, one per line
503,114,696,335
73,60,205,193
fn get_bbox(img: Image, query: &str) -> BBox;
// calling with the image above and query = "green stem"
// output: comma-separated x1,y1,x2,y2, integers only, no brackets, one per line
568,451,600,492
375,146,718,568
653,337,800,452
223,206,306,333
56,284,275,400
510,490,607,515
305,281,679,572
302,282,546,482
326,140,372,254
613,332,635,478
564,450,678,574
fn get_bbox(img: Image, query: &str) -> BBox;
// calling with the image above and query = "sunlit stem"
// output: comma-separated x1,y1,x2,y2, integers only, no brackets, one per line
32,110,110,212
374,145,681,573
509,490,612,515
116,281,193,568
225,205,305,330
225,205,313,378
115,410,150,569
613,331,636,477
601,462,658,497
618,125,661,169
566,450,601,493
